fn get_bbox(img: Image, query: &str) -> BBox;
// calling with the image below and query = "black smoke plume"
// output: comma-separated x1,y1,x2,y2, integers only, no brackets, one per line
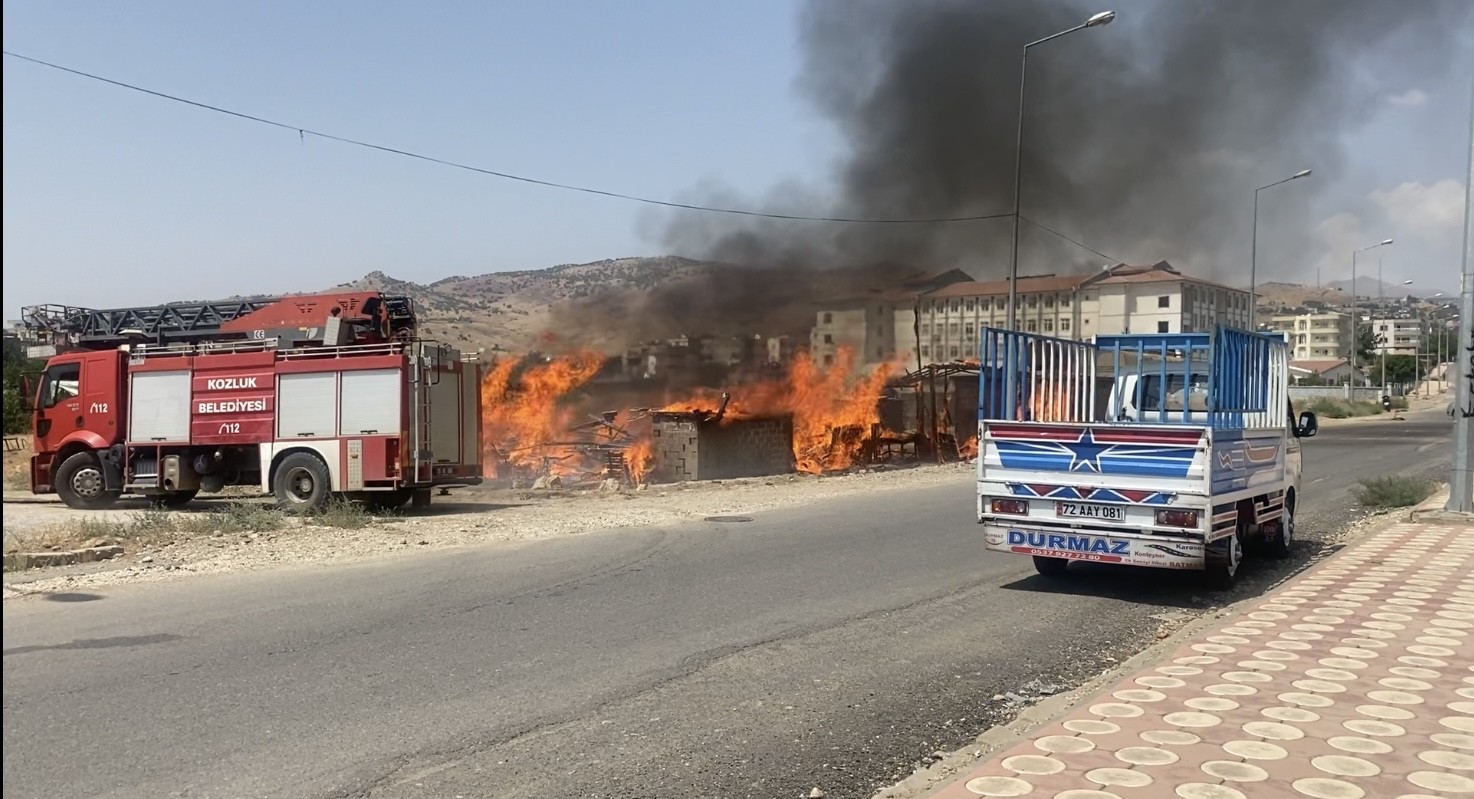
560,0,1470,348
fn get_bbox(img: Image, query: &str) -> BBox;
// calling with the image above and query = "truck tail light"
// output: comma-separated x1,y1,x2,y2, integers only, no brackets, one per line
1155,509,1200,528
991,498,1029,515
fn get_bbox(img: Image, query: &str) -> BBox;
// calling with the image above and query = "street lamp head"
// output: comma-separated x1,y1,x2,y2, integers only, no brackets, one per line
1292,169,1312,179
1381,238,1394,245
1402,279,1414,285
1086,11,1116,27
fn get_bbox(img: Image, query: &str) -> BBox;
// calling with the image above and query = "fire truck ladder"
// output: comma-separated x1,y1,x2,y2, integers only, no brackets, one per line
20,295,416,350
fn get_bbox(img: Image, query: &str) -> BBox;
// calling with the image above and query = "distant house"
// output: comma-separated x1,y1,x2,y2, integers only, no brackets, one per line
1289,358,1357,384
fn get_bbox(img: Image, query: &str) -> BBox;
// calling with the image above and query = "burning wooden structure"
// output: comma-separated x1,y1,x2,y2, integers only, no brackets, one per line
882,362,982,462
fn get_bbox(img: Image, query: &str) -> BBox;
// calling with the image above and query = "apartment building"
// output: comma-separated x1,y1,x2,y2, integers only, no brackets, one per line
816,261,1252,367
1268,312,1354,361
1091,264,1253,335
1370,318,1425,356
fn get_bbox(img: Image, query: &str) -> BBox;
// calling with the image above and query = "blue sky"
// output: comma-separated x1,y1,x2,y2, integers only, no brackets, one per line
3,1,1471,321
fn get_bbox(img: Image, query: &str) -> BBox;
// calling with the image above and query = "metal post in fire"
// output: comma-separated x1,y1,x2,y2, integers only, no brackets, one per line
1449,74,1474,514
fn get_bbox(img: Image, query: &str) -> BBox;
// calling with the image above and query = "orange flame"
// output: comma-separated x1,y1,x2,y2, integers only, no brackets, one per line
658,348,898,474
1027,384,1074,422
625,437,654,484
480,351,604,477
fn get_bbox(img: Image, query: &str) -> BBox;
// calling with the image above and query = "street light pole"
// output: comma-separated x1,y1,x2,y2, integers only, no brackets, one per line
1006,10,1116,332
1250,169,1312,321
1350,239,1393,381
1449,74,1474,514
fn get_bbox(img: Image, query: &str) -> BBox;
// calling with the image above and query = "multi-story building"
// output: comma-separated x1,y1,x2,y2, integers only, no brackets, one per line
1267,312,1354,361
1370,318,1425,356
812,261,1253,367
1089,263,1253,335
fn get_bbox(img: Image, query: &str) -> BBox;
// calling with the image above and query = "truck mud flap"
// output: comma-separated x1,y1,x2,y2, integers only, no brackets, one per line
983,526,1204,570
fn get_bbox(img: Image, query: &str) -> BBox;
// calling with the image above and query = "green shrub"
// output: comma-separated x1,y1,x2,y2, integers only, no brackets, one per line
1354,476,1436,508
1302,398,1382,419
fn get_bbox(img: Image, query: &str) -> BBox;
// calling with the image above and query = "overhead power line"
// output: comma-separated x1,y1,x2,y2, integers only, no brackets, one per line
4,50,1016,225
1020,216,1121,264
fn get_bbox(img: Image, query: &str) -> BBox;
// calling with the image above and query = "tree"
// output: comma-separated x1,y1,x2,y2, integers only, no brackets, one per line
1354,323,1380,368
1426,327,1457,363
1373,354,1424,386
2,338,41,435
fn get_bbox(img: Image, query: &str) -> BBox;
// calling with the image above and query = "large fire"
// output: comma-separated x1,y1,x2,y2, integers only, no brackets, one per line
479,350,604,477
659,348,898,474
478,346,900,484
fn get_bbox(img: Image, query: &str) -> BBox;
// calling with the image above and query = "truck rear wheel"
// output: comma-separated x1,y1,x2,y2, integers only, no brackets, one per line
273,453,330,512
1268,494,1295,560
56,452,120,510
1033,555,1070,577
1204,522,1245,590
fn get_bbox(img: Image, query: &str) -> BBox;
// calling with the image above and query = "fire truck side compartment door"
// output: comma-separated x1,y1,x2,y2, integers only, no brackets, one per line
129,371,191,442
339,369,401,435
278,373,337,439
429,370,461,462
460,363,479,469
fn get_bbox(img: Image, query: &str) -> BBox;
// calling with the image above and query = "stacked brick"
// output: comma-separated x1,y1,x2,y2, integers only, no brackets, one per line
649,413,795,482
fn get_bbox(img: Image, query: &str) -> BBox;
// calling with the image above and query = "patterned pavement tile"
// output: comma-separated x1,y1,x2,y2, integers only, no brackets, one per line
924,522,1474,799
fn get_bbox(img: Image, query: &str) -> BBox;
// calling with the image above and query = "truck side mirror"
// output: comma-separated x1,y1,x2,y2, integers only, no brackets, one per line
1297,411,1318,438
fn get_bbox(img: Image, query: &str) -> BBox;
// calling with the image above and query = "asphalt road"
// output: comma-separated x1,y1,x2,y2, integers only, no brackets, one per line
2,411,1454,799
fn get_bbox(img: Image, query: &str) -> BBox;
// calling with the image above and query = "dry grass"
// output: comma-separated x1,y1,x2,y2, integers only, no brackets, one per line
1354,475,1437,508
4,498,395,556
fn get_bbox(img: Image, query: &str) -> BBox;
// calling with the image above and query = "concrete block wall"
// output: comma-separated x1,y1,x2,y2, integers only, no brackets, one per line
650,414,795,482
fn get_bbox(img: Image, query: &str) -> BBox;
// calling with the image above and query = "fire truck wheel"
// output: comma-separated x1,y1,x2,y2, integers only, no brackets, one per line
149,490,198,509
56,452,120,510
362,489,411,512
1032,556,1070,577
273,453,330,512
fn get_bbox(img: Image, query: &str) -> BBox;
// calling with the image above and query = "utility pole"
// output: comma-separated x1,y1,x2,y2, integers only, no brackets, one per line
1449,75,1474,514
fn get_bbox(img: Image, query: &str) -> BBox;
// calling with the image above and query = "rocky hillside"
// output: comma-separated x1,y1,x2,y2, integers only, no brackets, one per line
332,256,719,354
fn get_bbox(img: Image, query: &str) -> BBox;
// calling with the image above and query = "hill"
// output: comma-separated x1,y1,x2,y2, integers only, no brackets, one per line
329,257,966,356
331,256,719,354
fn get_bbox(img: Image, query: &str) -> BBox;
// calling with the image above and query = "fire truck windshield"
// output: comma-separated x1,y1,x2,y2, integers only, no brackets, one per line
39,363,80,408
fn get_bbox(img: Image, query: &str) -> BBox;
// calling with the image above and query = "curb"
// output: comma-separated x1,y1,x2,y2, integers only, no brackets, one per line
2,545,125,572
1408,484,1472,524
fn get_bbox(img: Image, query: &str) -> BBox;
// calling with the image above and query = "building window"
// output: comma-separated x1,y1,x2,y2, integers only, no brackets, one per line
995,298,1007,310
1026,320,1038,332
950,322,960,333
920,324,929,335
965,299,975,311
877,347,884,359
823,334,833,344
1043,319,1054,332
1045,296,1055,308
949,346,959,358
824,354,834,366
1027,296,1038,308
822,312,833,324
1061,295,1071,307
920,345,930,357
964,323,974,336
1158,295,1171,309
1157,321,1170,333
1061,319,1071,331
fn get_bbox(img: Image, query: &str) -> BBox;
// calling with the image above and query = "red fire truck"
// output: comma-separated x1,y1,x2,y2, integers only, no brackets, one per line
17,291,483,511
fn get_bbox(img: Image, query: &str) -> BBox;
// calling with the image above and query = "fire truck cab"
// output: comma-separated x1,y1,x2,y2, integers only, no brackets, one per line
19,292,482,512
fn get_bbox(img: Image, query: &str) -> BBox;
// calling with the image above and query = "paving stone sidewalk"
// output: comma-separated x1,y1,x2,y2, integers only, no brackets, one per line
925,514,1474,799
